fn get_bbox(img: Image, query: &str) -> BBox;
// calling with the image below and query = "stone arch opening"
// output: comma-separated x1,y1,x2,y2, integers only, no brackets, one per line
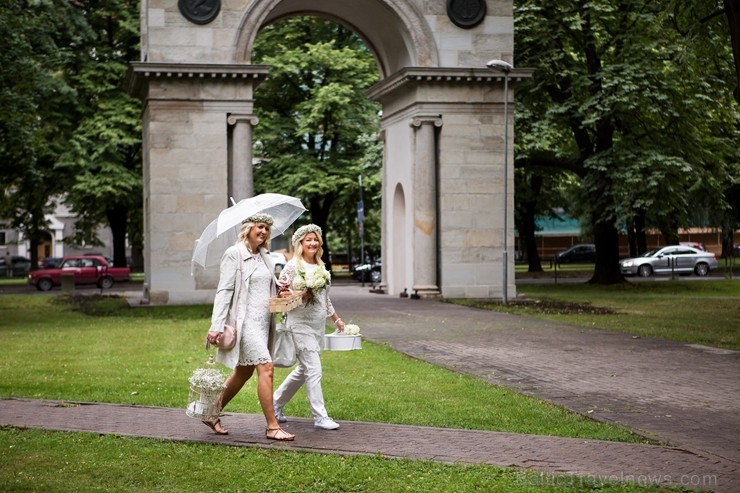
234,0,438,75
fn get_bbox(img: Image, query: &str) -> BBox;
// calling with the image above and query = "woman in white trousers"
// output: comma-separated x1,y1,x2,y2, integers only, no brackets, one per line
273,224,345,430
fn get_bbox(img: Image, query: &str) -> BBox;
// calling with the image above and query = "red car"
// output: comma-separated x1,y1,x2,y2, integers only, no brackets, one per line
28,255,131,291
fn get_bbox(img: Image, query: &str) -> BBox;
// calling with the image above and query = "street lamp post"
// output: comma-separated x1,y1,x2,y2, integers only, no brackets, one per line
486,59,513,305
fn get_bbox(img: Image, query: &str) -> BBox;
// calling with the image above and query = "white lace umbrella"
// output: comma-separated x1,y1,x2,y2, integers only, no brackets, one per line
192,193,306,272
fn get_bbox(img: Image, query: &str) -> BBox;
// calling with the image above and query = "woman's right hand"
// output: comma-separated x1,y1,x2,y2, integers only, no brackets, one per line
278,289,294,298
206,330,222,345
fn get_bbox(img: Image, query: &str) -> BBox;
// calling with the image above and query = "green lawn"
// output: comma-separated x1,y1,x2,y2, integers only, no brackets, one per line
460,278,739,350
0,293,705,492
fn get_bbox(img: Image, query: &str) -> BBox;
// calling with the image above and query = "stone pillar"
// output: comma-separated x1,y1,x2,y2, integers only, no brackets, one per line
411,115,443,298
228,115,259,201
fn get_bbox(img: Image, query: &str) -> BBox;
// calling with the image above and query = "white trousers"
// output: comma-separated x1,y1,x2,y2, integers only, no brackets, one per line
273,349,328,421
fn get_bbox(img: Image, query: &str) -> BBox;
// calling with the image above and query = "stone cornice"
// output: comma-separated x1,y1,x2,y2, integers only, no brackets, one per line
366,67,535,102
126,63,271,98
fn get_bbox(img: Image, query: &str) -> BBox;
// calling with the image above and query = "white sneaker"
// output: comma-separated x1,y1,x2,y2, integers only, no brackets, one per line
314,417,340,430
274,406,287,423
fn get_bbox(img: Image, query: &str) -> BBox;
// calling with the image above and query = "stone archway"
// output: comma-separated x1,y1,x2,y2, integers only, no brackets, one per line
127,0,531,304
233,0,438,72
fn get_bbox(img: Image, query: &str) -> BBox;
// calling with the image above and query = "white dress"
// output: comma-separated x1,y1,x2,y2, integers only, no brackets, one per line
238,254,273,366
209,243,276,369
278,260,335,354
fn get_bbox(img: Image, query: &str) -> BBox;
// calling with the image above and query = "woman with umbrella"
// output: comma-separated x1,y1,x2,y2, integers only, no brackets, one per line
204,212,295,441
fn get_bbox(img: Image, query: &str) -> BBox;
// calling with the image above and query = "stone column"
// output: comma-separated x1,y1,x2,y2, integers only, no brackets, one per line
411,115,443,298
227,115,259,201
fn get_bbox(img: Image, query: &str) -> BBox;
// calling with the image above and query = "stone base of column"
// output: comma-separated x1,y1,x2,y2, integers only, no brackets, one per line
369,283,387,294
411,285,441,299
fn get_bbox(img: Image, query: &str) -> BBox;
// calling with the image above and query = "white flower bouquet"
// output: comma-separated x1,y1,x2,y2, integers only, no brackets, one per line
188,367,226,392
307,266,331,290
186,361,226,420
295,264,331,305
325,323,362,351
343,323,361,336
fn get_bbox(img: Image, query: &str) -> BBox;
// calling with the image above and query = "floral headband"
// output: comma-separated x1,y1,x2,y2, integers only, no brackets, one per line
242,212,274,225
292,224,322,245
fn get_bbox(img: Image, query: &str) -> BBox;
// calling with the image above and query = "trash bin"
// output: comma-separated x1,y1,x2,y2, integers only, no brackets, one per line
61,273,75,294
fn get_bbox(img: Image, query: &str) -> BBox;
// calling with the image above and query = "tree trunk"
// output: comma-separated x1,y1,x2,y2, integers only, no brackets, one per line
662,227,680,246
722,227,734,258
725,0,740,102
27,237,39,272
106,205,129,267
519,206,543,272
628,210,648,257
519,175,543,272
635,211,648,254
589,219,625,284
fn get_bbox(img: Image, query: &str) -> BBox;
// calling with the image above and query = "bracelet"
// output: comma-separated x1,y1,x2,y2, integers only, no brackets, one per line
333,318,342,325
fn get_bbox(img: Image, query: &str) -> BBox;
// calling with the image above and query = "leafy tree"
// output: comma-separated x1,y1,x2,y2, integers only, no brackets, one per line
675,0,740,256
0,0,141,269
56,0,142,268
252,17,381,268
515,0,740,283
514,152,579,271
0,0,93,267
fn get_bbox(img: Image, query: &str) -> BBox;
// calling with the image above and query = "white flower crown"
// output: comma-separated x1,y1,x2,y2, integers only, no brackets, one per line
242,213,274,225
292,224,322,245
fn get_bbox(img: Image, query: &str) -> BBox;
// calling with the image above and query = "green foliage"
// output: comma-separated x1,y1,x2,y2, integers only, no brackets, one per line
514,0,740,280
56,0,142,264
0,0,141,266
0,0,93,253
252,17,381,260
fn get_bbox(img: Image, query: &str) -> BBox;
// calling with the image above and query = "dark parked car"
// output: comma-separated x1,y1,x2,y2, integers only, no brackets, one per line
39,256,64,269
555,244,596,264
619,245,718,277
0,256,33,277
353,259,381,283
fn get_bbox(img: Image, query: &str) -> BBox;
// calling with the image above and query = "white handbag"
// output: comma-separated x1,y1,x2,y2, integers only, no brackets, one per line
272,317,296,368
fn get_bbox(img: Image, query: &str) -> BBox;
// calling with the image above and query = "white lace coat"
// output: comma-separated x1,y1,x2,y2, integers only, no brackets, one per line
210,243,277,369
277,259,336,354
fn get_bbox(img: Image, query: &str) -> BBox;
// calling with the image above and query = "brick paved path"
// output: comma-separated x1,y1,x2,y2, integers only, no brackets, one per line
0,398,735,492
1,283,738,492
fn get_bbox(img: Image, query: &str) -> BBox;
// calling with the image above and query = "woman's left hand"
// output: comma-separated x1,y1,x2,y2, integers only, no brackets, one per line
334,319,346,331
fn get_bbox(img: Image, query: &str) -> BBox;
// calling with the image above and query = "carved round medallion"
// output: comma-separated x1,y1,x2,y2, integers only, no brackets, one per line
446,0,486,29
178,0,221,25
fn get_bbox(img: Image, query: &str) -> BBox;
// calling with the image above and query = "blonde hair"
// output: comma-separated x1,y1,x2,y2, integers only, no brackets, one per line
238,221,272,251
293,227,324,269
